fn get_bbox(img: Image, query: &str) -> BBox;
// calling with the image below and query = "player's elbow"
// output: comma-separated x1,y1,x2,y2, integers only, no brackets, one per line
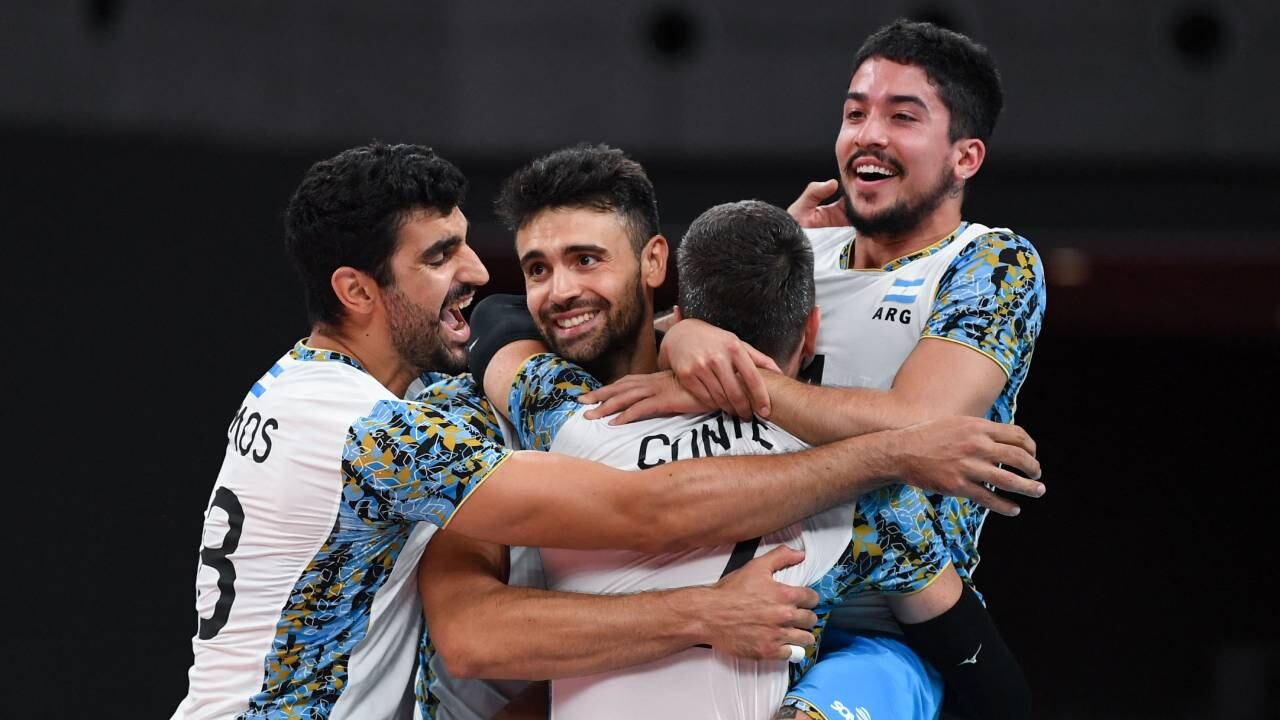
431,625,501,679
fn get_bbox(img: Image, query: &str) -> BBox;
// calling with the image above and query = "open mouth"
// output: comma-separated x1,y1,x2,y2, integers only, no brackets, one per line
852,161,900,185
439,292,474,336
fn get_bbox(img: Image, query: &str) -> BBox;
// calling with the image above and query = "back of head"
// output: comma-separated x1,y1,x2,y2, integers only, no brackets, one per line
283,142,467,327
854,19,1004,142
677,201,814,364
494,143,660,254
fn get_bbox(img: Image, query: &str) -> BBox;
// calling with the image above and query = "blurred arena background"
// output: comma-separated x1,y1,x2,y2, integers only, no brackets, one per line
2,1,1276,717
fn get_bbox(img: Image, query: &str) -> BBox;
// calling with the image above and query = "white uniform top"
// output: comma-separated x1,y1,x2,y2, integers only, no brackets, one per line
803,222,1047,633
507,353,853,720
174,343,511,720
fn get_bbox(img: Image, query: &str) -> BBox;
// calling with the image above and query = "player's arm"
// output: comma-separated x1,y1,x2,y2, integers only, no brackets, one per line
595,231,1047,438
756,337,1006,444
446,413,1041,551
468,293,548,421
420,528,819,679
581,336,1000,442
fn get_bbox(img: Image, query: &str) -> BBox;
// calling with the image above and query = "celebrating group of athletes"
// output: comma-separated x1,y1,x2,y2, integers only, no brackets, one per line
174,20,1048,720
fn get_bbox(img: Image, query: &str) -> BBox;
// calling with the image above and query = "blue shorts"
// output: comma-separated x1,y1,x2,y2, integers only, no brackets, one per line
782,630,943,720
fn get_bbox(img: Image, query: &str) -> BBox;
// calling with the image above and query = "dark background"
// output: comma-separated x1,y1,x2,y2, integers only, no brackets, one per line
3,2,1277,718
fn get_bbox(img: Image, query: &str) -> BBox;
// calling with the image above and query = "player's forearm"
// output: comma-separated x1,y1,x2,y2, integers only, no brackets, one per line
434,584,714,680
646,430,899,551
763,371,929,444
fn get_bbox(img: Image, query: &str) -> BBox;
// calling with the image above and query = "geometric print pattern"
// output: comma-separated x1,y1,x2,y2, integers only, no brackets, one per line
922,229,1045,577
508,353,601,451
241,353,511,718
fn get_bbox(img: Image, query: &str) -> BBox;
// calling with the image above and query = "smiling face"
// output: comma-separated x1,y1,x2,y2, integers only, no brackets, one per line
517,207,654,369
382,206,488,374
836,57,975,239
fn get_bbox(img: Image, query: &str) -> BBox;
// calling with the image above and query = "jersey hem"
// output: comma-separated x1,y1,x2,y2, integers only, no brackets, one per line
918,334,1012,379
889,558,954,597
440,449,515,530
781,695,831,720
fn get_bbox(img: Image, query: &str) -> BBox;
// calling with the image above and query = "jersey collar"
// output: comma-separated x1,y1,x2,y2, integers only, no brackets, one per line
289,339,367,372
839,221,970,271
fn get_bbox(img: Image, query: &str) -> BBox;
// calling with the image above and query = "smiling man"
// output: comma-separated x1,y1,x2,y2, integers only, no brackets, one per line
172,142,1042,720
618,20,1046,720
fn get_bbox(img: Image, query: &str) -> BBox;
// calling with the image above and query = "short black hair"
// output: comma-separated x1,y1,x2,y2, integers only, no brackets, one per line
677,201,814,364
853,19,1004,142
283,142,467,326
494,144,660,254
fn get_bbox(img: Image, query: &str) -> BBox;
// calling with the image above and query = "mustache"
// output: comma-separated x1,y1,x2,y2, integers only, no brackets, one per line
845,150,904,176
443,284,477,306
543,298,605,317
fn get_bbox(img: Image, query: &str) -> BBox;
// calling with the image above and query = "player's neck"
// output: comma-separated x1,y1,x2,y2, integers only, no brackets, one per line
851,207,964,270
306,325,416,398
590,315,659,384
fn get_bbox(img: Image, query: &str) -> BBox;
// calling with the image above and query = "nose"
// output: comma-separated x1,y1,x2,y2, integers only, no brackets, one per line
548,264,581,305
458,244,490,287
854,110,888,149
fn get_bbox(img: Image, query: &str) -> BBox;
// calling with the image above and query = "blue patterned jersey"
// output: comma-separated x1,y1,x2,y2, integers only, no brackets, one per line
407,373,522,720
807,221,1046,620
175,342,511,720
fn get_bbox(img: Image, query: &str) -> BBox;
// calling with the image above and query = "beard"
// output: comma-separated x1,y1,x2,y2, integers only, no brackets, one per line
843,159,958,239
538,272,647,378
384,284,470,376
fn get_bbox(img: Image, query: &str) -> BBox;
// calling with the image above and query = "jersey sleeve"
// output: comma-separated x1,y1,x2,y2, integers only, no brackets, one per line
923,231,1046,377
341,399,513,528
810,484,952,605
507,353,601,451
413,373,506,444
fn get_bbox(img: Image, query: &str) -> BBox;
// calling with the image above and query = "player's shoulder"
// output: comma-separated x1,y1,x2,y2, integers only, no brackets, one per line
944,222,1045,283
803,225,856,251
957,223,1042,263
513,353,601,400
251,342,392,417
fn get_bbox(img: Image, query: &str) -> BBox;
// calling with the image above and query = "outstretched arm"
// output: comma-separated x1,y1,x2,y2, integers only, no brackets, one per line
446,414,1041,551
420,530,819,680
759,336,1006,445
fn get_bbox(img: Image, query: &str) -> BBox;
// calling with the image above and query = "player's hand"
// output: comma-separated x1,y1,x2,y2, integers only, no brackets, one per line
701,546,819,661
787,179,849,228
580,370,711,424
658,319,780,419
888,416,1044,517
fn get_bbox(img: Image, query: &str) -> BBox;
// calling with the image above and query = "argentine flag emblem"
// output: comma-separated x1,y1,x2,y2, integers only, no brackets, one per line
882,277,924,304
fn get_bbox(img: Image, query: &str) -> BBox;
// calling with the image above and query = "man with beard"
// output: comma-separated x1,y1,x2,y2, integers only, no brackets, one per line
590,20,1046,720
418,145,1044,718
173,142,1041,720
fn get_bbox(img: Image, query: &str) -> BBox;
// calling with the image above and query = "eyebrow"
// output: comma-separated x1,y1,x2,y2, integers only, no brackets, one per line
519,243,610,266
421,235,462,261
846,91,929,112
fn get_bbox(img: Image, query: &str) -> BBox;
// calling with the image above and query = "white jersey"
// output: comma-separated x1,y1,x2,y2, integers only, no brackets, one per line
175,342,511,720
803,222,1047,633
507,354,852,720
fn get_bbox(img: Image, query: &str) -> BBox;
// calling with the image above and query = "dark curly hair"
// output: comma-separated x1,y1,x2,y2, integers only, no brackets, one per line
854,19,1004,143
283,142,467,326
677,200,814,364
494,144,660,255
